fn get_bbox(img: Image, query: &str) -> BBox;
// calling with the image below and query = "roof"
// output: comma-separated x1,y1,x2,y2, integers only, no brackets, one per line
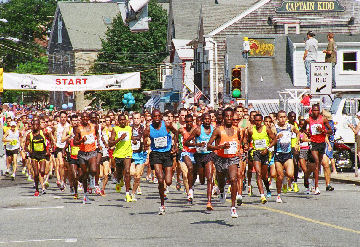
58,2,120,50
173,39,193,59
171,0,259,40
288,34,360,44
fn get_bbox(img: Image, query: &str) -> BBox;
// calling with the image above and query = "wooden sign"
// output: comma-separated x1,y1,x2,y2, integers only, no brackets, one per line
276,0,345,13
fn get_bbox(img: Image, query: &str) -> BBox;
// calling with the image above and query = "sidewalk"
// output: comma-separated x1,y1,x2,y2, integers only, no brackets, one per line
320,172,360,186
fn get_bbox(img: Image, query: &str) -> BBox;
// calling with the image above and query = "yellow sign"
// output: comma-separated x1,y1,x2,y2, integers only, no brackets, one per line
0,68,3,93
249,38,275,57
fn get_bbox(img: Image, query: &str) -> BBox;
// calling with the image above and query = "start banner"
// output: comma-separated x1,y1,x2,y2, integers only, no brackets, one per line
3,72,140,91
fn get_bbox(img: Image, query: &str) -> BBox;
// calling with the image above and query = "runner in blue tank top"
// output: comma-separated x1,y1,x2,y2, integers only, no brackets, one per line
185,113,215,210
143,109,178,215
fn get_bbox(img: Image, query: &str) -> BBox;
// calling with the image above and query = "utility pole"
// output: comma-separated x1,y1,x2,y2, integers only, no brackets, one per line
242,37,250,107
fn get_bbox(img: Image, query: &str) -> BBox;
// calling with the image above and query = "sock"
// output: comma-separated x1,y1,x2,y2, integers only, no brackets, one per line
260,193,264,197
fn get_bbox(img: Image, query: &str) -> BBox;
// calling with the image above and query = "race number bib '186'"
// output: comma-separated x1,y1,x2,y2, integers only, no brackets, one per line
196,142,208,153
279,131,291,144
224,141,238,155
311,124,322,135
254,139,267,149
154,136,167,148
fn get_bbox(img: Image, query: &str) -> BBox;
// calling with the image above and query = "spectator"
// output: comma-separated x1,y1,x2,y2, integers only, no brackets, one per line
303,31,318,88
323,32,337,88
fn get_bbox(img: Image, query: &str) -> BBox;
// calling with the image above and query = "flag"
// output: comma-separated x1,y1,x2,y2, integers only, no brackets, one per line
194,85,203,103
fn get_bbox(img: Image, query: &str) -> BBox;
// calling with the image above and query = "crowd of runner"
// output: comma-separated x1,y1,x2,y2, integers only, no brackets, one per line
1,102,337,217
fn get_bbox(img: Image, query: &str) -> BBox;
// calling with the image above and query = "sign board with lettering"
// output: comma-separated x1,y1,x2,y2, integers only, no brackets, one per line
276,0,345,13
310,62,332,95
248,38,275,57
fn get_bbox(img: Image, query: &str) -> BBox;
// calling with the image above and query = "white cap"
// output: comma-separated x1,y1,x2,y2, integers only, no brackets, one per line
10,121,16,126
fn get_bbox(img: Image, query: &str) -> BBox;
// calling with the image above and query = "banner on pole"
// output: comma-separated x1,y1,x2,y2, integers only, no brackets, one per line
3,72,140,91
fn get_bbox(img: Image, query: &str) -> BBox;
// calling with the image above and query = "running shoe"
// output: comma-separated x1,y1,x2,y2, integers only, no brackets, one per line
326,185,334,191
70,187,75,195
10,173,15,180
261,195,267,204
25,172,29,177
78,183,83,191
125,194,133,202
100,190,106,196
219,192,226,204
231,207,238,218
153,178,158,184
304,188,310,195
73,193,79,200
236,194,242,206
287,185,293,192
165,187,170,195
115,183,121,193
248,186,253,197
206,202,213,211
56,180,61,188
5,169,10,175
34,191,40,197
44,181,50,189
314,187,321,195
276,195,283,203
282,184,288,194
119,178,124,187
83,194,91,204
212,186,220,196
146,175,152,182
131,194,137,201
176,182,181,191
21,167,26,174
293,183,299,193
41,189,46,195
158,205,165,215
87,187,93,194
137,186,142,195
95,186,101,196
27,176,33,182
266,191,272,198
60,183,65,192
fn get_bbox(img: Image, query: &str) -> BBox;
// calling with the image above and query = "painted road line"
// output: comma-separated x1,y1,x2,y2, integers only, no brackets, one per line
246,203,360,235
0,238,77,244
4,206,64,211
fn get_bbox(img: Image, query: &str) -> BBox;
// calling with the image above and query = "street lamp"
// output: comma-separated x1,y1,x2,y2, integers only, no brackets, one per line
242,37,250,107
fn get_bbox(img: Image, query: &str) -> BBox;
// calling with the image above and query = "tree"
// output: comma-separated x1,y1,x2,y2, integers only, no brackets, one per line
0,0,56,71
89,0,168,110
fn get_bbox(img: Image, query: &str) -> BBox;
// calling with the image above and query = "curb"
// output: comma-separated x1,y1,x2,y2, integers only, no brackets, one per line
319,176,360,186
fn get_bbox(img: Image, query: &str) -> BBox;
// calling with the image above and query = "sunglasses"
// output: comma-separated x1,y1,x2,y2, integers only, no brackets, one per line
233,118,240,121
100,121,105,123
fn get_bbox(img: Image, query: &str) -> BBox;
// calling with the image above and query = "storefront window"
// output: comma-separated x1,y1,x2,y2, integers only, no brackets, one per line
342,52,358,72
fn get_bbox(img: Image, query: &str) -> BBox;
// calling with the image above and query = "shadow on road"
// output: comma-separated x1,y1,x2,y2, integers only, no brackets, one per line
190,219,234,227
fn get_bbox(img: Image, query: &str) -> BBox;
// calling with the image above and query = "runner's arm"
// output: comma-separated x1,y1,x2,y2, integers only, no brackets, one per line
24,133,31,153
184,127,200,147
266,126,277,149
323,118,333,135
207,127,226,151
73,127,83,146
61,126,71,143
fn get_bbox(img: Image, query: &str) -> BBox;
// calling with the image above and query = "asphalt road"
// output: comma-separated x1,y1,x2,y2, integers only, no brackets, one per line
1,171,360,247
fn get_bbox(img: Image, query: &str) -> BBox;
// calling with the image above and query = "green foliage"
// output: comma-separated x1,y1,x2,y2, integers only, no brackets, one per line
2,57,49,104
89,0,168,110
0,0,56,71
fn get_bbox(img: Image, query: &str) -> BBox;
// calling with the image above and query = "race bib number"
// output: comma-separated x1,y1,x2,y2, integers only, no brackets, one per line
10,139,18,146
300,141,309,147
154,136,167,148
224,141,238,155
34,143,44,152
132,140,141,151
196,142,208,153
84,134,95,144
254,139,267,149
311,124,322,135
279,131,291,144
118,131,129,141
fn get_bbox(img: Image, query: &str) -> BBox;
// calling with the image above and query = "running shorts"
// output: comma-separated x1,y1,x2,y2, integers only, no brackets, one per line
194,152,214,168
274,152,292,164
310,142,326,153
132,151,147,165
149,151,172,170
299,149,309,160
6,149,19,156
325,142,334,159
78,151,97,165
252,150,269,165
214,154,240,173
68,157,79,166
180,151,195,163
101,156,109,164
54,147,63,157
30,152,49,162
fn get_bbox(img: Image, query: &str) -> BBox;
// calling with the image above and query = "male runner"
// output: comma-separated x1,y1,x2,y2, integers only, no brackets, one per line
143,110,178,215
247,114,277,204
305,104,332,194
3,121,20,180
109,114,133,202
185,113,215,210
207,108,243,218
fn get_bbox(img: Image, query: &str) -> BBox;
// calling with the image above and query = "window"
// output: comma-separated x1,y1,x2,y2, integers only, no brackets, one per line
58,15,62,44
342,51,358,72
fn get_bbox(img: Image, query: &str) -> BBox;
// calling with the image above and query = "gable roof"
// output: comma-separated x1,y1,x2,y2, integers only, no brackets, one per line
58,2,120,51
171,0,259,40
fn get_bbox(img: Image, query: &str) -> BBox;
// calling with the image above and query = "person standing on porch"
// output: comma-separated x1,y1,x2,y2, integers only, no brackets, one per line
303,31,318,88
323,32,337,88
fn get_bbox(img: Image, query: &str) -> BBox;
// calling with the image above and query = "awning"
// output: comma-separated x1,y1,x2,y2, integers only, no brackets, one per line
144,95,161,108
160,92,180,103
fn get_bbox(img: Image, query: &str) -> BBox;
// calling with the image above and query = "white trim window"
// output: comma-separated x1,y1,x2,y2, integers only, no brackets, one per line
58,15,62,44
340,51,359,74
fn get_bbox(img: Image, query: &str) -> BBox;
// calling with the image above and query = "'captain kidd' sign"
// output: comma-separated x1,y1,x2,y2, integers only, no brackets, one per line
276,0,345,13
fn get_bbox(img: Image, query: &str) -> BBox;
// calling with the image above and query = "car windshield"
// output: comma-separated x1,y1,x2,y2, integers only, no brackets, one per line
330,97,341,114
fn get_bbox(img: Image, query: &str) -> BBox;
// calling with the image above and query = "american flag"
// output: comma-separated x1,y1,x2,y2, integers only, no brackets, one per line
194,86,203,103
